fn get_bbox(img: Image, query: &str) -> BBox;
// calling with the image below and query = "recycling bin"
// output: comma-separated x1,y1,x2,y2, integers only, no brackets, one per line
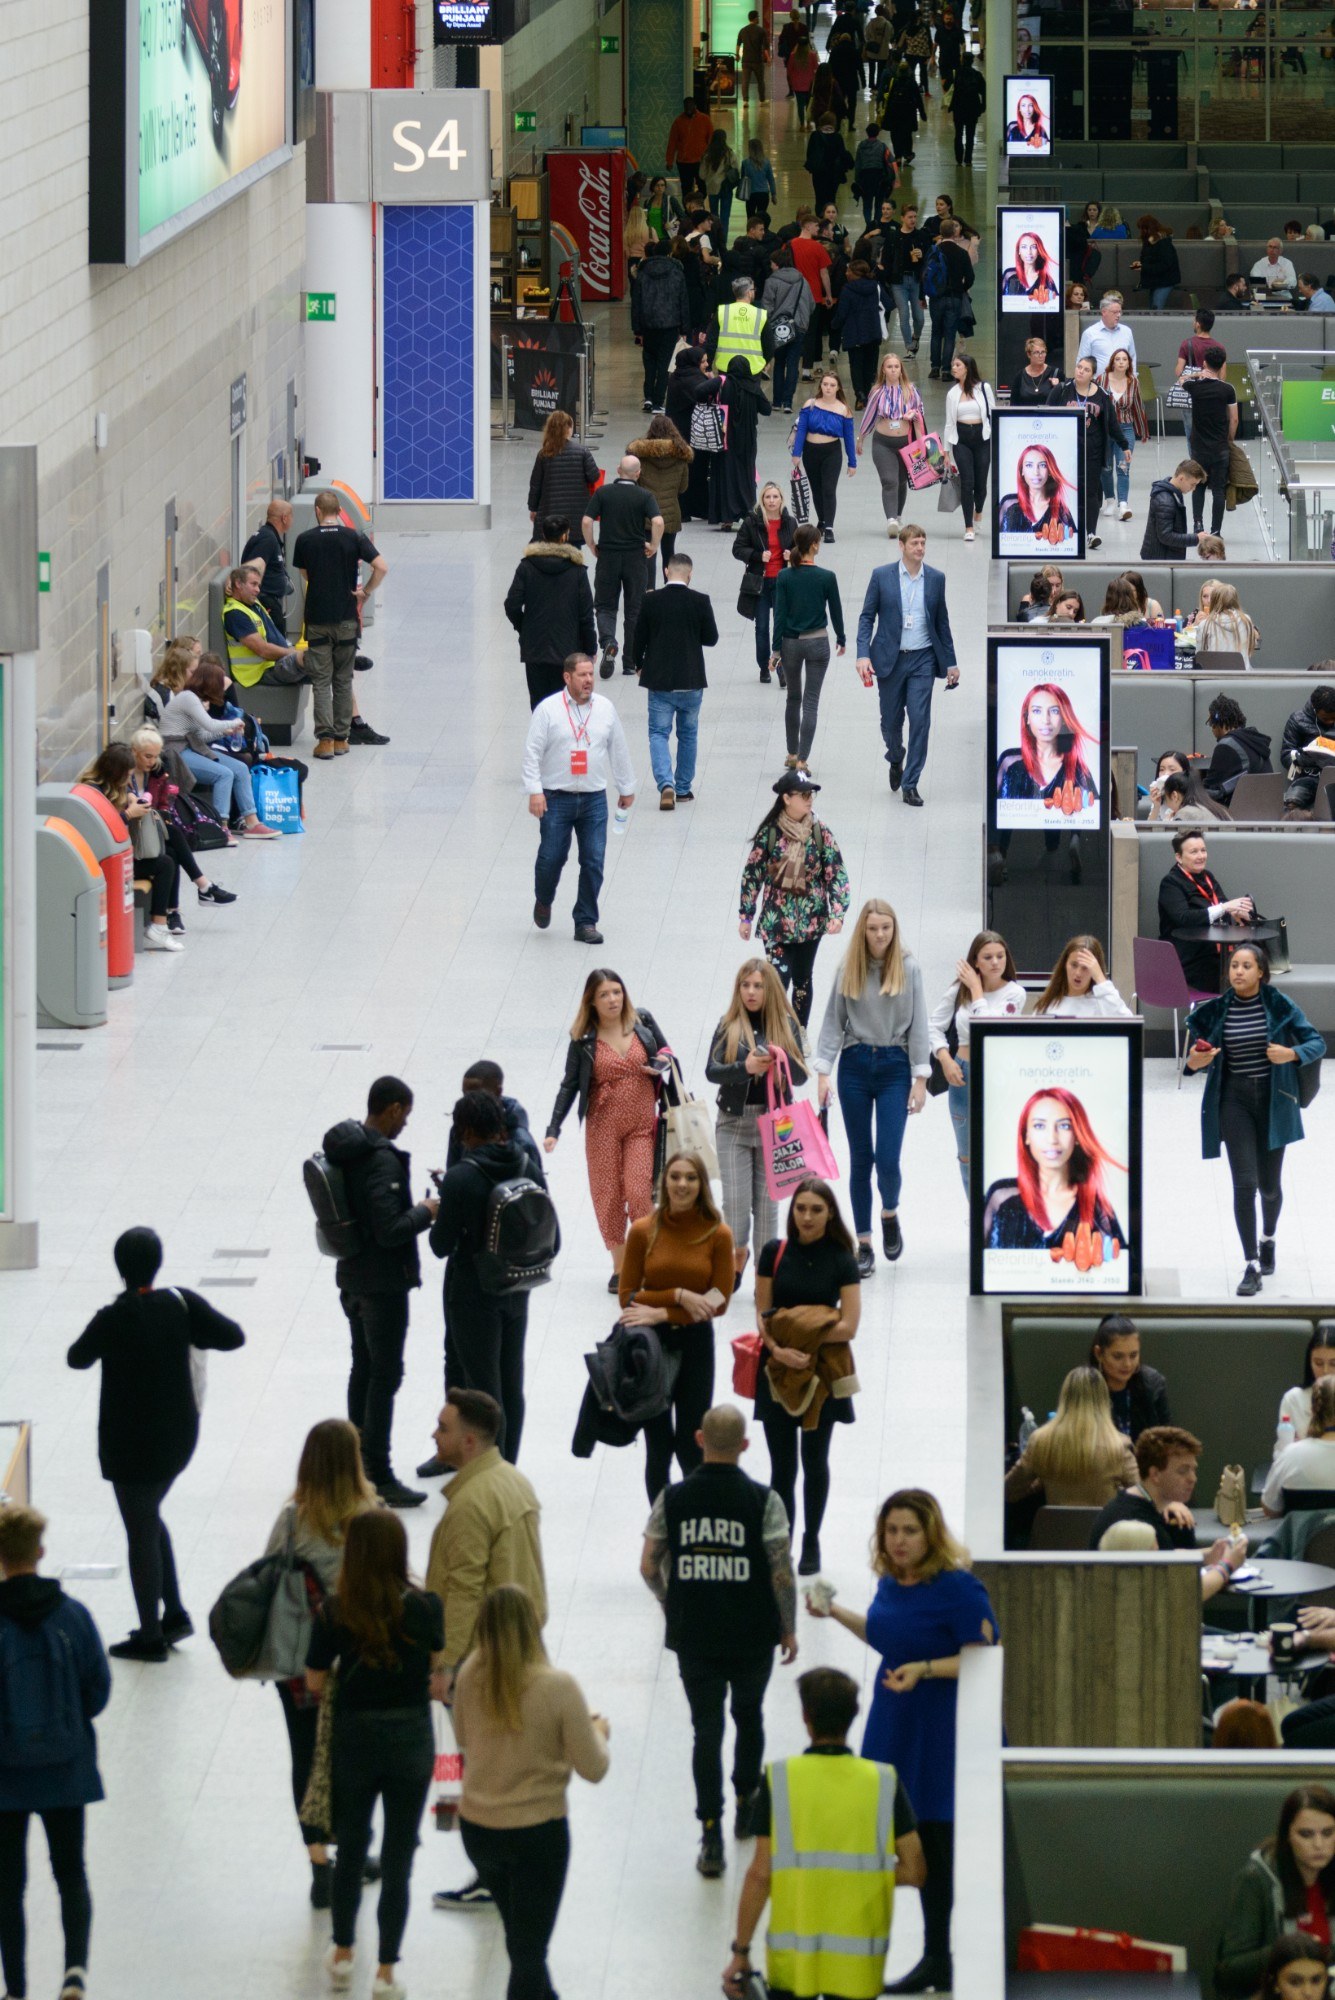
38,782,134,987
36,819,108,1029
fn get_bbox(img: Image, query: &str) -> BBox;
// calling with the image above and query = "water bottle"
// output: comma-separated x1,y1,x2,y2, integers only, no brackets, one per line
612,803,630,835
1018,1406,1037,1453
1277,1412,1296,1456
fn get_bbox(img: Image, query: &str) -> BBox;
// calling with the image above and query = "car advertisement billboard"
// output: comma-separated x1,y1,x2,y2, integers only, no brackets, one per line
91,0,291,265
970,1020,1143,1297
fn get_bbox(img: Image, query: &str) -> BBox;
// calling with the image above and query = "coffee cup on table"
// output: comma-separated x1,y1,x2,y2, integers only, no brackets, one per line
1271,1623,1299,1672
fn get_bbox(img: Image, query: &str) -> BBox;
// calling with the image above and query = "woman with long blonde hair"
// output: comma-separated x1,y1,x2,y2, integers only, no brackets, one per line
618,1153,734,1501
814,899,930,1273
1194,580,1260,664
265,1420,379,1902
1005,1366,1137,1508
707,958,809,1285
454,1585,609,2000
856,350,926,525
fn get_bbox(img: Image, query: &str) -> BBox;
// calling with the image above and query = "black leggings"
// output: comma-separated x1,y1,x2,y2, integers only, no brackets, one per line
1219,1072,1285,1262
918,1819,956,1963
277,1681,325,1844
780,633,831,760
446,1275,529,1464
643,1329,714,1502
0,1807,91,1997
762,1398,836,1540
330,1710,434,1964
164,818,203,887
802,441,844,530
846,340,882,403
952,424,989,528
462,1816,570,2000
141,849,180,919
769,936,823,1028
111,1475,183,1639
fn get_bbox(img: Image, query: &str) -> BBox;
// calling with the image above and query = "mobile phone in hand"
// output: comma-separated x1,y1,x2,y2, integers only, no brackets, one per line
1193,1039,1214,1053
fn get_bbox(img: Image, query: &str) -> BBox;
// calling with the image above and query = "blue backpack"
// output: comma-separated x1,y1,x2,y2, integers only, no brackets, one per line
0,1609,87,1767
921,245,949,300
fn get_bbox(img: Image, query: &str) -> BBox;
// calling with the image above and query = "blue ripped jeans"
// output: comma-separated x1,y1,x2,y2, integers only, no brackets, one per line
836,1042,912,1234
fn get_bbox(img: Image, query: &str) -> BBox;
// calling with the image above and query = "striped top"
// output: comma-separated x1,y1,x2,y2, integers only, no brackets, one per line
1222,993,1271,1077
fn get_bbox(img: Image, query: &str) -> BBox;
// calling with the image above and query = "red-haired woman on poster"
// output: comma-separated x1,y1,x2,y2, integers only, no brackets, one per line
983,1089,1128,1260
995,681,1100,805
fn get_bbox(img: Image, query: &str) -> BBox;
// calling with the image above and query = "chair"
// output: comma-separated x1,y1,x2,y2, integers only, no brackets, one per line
1229,772,1289,820
1192,650,1248,673
1132,935,1216,1079
1030,1505,1100,1550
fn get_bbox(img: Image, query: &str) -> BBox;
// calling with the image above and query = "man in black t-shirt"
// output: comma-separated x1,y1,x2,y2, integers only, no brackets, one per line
581,457,662,677
241,499,293,633
1180,343,1237,537
292,490,388,756
1088,1424,1248,1604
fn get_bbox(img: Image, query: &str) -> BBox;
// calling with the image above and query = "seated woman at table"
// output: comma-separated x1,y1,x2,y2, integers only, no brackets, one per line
1276,1323,1335,1449
1260,1933,1332,2000
1263,1378,1335,1517
1158,829,1254,997
1156,774,1215,826
1213,1699,1280,1750
1216,1788,1335,2000
1004,1365,1137,1508
1145,748,1193,824
1089,1313,1172,1441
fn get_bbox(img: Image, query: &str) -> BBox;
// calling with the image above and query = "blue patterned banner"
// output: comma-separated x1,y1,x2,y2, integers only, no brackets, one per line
382,205,476,501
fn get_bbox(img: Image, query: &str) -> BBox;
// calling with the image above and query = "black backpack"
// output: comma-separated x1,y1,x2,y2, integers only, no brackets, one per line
0,1611,86,1767
303,1150,364,1258
470,1166,561,1295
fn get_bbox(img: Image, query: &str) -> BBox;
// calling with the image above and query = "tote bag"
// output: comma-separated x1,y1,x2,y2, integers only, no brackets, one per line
661,1055,721,1180
1016,1925,1186,1975
790,466,813,524
690,399,727,453
758,1049,838,1201
898,432,947,490
252,762,303,834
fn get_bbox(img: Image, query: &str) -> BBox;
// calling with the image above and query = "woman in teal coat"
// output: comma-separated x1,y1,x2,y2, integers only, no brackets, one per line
1186,943,1325,1298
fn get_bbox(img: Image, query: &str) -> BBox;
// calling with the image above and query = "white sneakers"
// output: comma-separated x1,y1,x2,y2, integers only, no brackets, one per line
142,926,184,953
1118,503,1134,520
325,1946,355,1989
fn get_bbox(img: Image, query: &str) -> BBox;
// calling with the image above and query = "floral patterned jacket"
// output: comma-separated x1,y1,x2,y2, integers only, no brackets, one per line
738,817,851,950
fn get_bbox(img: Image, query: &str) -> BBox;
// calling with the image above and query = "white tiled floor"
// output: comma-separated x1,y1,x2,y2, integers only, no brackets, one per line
1,58,1324,2000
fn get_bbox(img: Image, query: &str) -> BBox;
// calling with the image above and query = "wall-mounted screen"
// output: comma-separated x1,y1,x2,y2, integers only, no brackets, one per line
1005,77,1052,156
991,639,1106,833
434,0,517,43
970,1020,1143,1297
992,408,1085,562
998,206,1063,313
90,0,291,266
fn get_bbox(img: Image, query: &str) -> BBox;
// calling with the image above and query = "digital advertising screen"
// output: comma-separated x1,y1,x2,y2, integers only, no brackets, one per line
970,1020,1143,1297
990,637,1108,833
435,0,517,43
992,408,1085,562
1005,77,1052,156
90,0,291,264
998,206,1063,312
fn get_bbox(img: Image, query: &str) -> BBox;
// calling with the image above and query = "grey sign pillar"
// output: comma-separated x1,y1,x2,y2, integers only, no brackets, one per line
0,446,40,1268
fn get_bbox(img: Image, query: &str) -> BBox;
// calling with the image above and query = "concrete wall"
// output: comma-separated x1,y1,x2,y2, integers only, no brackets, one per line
500,0,603,175
0,3,306,778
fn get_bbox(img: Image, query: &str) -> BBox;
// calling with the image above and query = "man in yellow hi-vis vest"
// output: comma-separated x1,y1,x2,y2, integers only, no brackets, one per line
221,566,309,691
707,277,772,377
722,1668,924,2000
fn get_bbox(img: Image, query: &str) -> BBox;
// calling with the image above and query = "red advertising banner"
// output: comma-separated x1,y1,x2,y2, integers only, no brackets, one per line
546,148,627,301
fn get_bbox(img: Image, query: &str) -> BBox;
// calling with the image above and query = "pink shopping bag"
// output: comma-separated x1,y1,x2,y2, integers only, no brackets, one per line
759,1049,839,1202
898,431,947,490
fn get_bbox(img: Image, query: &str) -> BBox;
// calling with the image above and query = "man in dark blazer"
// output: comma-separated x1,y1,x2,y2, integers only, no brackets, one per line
633,552,720,809
854,522,958,806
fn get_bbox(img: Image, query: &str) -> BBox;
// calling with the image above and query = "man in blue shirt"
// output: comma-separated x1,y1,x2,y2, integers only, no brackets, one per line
1299,274,1335,314
855,522,958,807
1076,292,1138,375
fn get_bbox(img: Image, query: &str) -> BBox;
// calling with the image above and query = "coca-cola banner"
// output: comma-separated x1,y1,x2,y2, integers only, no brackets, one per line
546,148,627,302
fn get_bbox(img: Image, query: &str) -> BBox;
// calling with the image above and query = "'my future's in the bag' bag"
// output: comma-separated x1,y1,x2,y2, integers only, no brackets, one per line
899,432,947,490
759,1050,838,1201
251,762,303,833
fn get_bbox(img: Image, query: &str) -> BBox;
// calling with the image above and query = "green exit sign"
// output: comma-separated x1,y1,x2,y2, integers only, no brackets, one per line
514,110,537,132
37,552,51,594
304,292,336,322
600,32,619,51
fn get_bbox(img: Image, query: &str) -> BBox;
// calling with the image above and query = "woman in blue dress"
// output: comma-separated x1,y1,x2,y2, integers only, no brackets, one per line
807,1487,997,1996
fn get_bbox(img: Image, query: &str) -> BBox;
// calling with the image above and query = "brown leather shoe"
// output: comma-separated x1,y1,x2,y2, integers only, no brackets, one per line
314,740,336,760
332,740,350,755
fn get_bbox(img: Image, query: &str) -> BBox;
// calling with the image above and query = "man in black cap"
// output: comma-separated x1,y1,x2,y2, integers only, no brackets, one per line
641,1404,797,1879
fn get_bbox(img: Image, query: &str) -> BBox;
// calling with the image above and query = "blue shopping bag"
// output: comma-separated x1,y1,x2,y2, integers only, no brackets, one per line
251,762,303,834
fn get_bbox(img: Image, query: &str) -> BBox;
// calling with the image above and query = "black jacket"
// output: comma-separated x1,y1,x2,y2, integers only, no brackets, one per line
722,241,772,294
632,252,690,336
831,275,883,348
323,1119,433,1294
445,1094,544,1179
804,129,854,193
882,227,927,287
633,582,720,690
1282,698,1329,766
732,508,797,582
526,439,602,533
1049,379,1128,468
665,353,719,440
1010,363,1064,407
1158,859,1229,994
571,1322,680,1456
934,240,975,299
1204,724,1272,802
548,1012,671,1136
706,1012,810,1115
951,65,986,119
1121,1362,1173,1440
504,542,597,668
429,1136,538,1292
1137,235,1181,294
1141,477,1200,559
67,1287,245,1483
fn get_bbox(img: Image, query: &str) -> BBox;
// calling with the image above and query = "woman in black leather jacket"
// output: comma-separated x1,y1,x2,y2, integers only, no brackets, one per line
733,486,798,683
545,969,674,1291
706,958,808,1290
1088,1313,1171,1441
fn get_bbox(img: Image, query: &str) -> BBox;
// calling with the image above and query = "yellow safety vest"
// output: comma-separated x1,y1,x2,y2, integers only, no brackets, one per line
766,1754,898,2000
714,301,768,375
222,596,273,688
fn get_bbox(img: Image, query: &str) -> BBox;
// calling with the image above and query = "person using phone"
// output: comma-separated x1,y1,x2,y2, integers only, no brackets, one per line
1186,943,1325,1295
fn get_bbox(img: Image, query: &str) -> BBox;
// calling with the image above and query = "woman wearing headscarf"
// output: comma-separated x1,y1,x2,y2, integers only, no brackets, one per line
665,346,720,523
709,355,772,531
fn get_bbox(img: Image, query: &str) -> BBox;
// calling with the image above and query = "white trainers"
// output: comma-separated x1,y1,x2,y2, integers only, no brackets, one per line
1118,503,1133,520
886,517,900,531
373,1979,407,2000
142,927,184,953
325,1946,356,1989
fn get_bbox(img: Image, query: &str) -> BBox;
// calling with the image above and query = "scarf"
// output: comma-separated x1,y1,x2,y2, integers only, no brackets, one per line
774,810,816,892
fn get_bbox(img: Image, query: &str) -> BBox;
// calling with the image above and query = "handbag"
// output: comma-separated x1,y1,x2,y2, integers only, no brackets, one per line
1299,1048,1325,1108
925,1015,959,1100
790,467,813,524
251,761,303,834
690,399,727,453
300,1663,338,1834
1017,1925,1186,1975
731,1240,787,1396
1214,1463,1248,1529
433,1703,465,1832
898,432,947,490
936,468,962,514
129,807,166,861
661,1055,721,1179
758,1049,839,1201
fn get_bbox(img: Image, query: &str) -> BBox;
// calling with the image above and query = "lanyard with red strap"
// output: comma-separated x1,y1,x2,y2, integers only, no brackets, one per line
563,693,593,775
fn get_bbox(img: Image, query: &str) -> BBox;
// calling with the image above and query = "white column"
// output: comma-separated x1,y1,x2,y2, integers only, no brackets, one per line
304,205,376,506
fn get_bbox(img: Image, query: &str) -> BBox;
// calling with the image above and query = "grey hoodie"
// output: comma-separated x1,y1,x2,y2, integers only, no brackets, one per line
1214,1846,1296,1998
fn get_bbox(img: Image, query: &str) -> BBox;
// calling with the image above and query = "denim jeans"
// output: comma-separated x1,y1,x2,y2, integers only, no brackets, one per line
876,647,938,788
772,341,802,410
647,688,703,795
947,1063,971,1193
1149,285,1174,310
1101,438,1135,507
891,278,924,347
836,1041,912,1233
534,788,607,929
179,746,241,820
929,295,963,373
780,634,830,760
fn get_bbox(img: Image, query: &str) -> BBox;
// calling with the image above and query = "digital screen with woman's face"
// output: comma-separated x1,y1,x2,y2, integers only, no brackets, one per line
992,408,1084,559
970,1020,1142,1296
1005,77,1053,156
993,643,1105,832
999,207,1063,314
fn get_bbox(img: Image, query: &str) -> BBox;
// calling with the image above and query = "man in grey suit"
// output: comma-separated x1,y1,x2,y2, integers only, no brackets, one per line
854,522,959,806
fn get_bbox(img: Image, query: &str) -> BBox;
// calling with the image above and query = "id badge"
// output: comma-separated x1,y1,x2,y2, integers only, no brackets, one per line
570,750,588,776
903,613,916,630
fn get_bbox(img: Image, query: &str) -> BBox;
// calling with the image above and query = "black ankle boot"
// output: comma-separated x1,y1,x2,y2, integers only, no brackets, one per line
884,1954,952,1993
1259,1237,1276,1276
